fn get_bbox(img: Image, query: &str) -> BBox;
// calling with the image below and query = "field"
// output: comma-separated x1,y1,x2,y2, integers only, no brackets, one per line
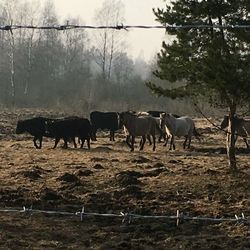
0,109,250,250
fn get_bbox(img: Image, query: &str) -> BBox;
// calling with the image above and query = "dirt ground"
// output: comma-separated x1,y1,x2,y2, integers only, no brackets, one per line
0,109,249,250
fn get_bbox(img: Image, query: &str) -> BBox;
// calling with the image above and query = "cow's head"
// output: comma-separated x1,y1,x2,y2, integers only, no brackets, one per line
16,120,26,134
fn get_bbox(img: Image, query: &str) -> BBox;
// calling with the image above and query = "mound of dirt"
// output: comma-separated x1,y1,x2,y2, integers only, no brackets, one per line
131,156,151,164
40,188,64,201
86,191,115,211
121,185,142,197
75,169,93,177
143,167,169,177
0,187,28,205
57,173,80,184
93,146,112,151
21,169,42,180
9,143,23,149
115,170,142,187
168,159,183,164
90,157,107,162
93,164,104,169
153,162,165,168
113,184,143,200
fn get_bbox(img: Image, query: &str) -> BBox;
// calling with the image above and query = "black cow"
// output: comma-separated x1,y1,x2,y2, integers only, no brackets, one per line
90,111,121,141
147,111,165,117
46,117,92,149
147,110,180,118
16,117,53,149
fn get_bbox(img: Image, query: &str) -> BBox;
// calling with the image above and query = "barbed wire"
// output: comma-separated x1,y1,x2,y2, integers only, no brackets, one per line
0,206,249,226
0,24,250,31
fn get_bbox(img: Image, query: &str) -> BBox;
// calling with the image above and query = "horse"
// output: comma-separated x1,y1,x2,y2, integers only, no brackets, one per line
160,113,199,150
220,115,250,148
119,111,164,152
136,112,166,144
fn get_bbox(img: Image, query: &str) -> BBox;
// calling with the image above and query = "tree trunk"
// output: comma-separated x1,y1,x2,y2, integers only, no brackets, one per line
226,105,237,172
9,30,16,107
24,26,35,96
102,31,107,81
108,33,114,80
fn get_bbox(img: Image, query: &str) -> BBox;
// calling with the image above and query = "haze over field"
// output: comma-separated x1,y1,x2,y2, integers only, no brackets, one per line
36,0,170,61
1,0,179,111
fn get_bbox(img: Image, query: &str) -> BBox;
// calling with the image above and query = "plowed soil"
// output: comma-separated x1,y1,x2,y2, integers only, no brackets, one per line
0,109,249,250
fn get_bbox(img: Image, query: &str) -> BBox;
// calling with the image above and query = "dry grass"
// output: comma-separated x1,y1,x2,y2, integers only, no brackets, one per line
0,110,249,249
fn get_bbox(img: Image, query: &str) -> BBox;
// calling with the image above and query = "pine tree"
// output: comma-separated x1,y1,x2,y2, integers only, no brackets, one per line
147,0,250,171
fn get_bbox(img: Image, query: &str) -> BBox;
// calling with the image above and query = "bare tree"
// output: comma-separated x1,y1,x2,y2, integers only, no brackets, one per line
19,0,41,96
62,17,89,73
2,0,19,106
92,0,126,81
59,17,92,103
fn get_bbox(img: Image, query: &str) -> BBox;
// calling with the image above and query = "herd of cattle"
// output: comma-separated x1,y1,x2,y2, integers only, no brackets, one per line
15,110,250,151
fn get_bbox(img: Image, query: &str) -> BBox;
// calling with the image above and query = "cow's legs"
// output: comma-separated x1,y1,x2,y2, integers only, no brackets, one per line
126,135,132,149
170,135,175,150
152,135,156,151
147,135,152,145
130,136,135,152
139,138,143,147
158,135,162,143
164,135,169,147
110,130,115,141
87,138,90,149
140,135,150,146
53,137,60,149
140,135,146,150
92,128,97,141
80,138,84,148
33,136,40,149
72,137,77,148
39,137,43,149
187,136,192,149
37,136,43,149
158,133,165,143
183,135,188,149
62,137,68,149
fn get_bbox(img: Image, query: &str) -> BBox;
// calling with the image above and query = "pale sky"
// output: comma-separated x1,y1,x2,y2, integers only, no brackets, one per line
51,0,170,61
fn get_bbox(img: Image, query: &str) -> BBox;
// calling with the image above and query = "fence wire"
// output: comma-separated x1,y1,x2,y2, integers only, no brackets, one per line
0,24,250,31
0,206,249,226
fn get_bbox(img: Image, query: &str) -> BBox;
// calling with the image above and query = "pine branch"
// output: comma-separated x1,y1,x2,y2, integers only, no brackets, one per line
145,81,190,99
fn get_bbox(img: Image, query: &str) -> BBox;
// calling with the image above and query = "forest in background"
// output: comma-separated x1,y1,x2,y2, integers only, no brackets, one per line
0,0,215,116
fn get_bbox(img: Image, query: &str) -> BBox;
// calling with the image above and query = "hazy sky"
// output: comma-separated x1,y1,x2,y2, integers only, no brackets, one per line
51,0,170,61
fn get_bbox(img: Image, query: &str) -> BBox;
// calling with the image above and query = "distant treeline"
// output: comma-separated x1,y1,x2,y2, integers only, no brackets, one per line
0,0,218,116
0,1,165,111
